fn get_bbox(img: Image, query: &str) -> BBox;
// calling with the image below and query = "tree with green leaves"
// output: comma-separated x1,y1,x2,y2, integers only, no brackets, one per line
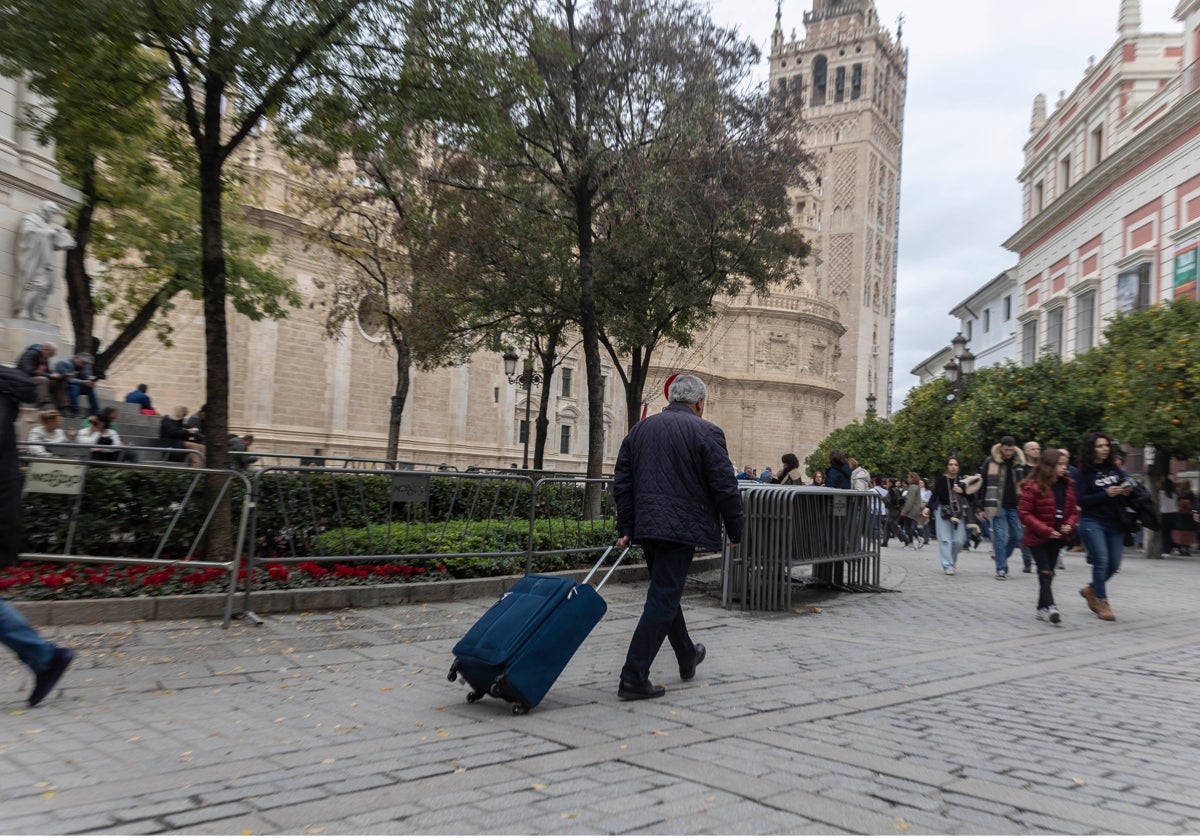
594,88,811,432
946,354,1108,469
1099,298,1200,460
0,17,295,373
3,0,513,561
804,414,900,480
452,0,794,489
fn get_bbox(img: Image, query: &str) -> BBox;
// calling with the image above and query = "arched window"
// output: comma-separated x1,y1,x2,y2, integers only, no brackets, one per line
812,56,828,106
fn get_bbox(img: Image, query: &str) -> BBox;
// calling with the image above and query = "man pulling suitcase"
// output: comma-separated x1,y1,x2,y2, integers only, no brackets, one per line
613,374,744,700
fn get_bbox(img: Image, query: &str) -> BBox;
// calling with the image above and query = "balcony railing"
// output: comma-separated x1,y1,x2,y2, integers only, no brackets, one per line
1186,59,1200,97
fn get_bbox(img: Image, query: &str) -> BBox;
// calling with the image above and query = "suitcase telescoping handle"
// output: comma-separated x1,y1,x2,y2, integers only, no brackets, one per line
581,543,630,592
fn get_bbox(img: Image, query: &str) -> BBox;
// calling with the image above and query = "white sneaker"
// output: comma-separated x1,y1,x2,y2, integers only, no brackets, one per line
944,568,955,575
1048,605,1061,624
1036,607,1050,621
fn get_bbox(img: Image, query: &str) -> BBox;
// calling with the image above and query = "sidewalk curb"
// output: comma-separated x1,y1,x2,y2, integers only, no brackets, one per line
15,555,722,626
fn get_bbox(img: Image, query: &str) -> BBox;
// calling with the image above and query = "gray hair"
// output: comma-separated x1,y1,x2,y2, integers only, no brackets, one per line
667,374,706,405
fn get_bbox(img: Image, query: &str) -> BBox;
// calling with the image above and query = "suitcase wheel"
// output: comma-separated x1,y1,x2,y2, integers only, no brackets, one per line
489,682,502,697
511,702,530,716
447,661,459,682
467,689,485,703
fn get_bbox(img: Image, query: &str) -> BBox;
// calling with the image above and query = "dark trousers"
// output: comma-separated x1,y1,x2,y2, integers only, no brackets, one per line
620,539,697,685
1031,540,1063,610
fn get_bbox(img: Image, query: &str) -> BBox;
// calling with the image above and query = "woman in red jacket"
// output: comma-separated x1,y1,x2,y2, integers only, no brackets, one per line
1018,448,1079,624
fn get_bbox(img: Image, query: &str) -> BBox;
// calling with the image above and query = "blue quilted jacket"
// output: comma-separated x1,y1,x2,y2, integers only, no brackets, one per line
613,403,744,551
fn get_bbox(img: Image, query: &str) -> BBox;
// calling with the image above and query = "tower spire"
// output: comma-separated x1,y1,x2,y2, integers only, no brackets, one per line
1119,0,1142,37
772,0,784,55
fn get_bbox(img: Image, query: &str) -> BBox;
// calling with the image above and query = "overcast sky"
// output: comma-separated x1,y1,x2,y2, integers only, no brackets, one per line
706,0,1184,407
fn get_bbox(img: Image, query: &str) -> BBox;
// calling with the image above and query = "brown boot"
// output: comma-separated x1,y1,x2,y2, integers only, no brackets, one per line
1080,584,1100,614
1096,599,1116,621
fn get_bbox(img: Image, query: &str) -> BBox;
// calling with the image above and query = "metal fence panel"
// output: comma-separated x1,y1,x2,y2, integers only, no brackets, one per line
16,456,251,626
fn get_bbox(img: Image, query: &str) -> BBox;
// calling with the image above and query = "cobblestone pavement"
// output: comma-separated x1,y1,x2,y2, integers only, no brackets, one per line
4,543,1200,835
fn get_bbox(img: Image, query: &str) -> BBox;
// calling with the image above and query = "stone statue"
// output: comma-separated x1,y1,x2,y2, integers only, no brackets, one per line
15,201,74,321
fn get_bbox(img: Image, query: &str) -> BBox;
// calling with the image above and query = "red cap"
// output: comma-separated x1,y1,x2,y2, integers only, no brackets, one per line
663,373,679,402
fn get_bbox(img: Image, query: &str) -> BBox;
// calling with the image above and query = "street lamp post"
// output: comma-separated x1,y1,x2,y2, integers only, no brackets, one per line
503,350,544,469
944,332,975,402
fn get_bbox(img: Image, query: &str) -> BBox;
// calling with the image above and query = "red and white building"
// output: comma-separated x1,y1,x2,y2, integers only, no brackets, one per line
1004,0,1200,363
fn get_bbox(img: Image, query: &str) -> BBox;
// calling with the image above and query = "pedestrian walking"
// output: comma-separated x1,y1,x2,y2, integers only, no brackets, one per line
1072,433,1131,621
612,374,744,700
1018,448,1078,624
1019,440,1041,572
1,365,76,707
900,471,924,548
979,435,1029,579
924,456,970,574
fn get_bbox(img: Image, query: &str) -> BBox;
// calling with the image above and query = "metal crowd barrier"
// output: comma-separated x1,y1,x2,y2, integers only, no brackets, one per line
16,456,251,627
722,485,881,610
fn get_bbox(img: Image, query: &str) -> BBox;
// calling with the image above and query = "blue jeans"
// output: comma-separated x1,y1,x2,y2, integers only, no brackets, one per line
0,599,54,673
621,539,697,685
1078,517,1125,600
990,508,1022,572
67,382,101,416
934,513,966,570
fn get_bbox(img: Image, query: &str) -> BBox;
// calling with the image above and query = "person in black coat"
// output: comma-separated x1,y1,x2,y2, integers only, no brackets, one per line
0,365,75,706
825,450,852,489
613,374,744,701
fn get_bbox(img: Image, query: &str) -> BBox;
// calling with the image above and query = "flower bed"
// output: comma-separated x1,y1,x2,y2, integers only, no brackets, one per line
0,560,451,601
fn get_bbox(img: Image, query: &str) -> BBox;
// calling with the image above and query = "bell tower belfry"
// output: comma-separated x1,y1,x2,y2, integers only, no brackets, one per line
770,0,907,417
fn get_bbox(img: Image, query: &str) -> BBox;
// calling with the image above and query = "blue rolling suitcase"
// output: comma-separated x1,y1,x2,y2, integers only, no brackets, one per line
447,545,628,714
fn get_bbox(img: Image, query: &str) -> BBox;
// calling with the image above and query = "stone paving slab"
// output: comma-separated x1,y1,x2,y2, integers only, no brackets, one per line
3,544,1200,834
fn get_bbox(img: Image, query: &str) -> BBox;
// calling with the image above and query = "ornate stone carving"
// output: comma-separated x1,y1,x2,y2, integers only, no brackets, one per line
756,333,797,369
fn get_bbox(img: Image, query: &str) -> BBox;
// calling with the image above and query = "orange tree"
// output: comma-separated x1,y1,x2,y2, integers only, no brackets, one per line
1098,297,1200,465
946,353,1108,470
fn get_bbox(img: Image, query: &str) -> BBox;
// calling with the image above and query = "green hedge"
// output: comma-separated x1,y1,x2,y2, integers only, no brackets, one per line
312,517,633,578
23,468,618,572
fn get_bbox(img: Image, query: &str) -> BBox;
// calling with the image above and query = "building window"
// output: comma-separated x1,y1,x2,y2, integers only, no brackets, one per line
519,420,529,445
561,368,572,398
775,77,789,108
1116,263,1152,312
851,63,863,100
559,425,571,455
834,66,846,103
790,74,803,107
812,56,828,106
1046,307,1064,356
1022,320,1038,364
983,308,991,333
1033,181,1044,214
1059,155,1071,193
1089,125,1104,168
1075,290,1096,352
965,320,973,341
1003,295,1012,321
493,387,499,404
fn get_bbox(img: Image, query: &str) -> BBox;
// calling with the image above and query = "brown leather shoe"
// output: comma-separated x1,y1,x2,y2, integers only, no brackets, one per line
1096,598,1116,621
1080,584,1100,614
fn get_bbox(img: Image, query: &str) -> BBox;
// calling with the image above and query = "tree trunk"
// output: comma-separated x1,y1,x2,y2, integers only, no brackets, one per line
65,162,98,358
533,347,555,470
387,337,411,463
577,205,605,515
199,128,232,564
622,347,650,433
